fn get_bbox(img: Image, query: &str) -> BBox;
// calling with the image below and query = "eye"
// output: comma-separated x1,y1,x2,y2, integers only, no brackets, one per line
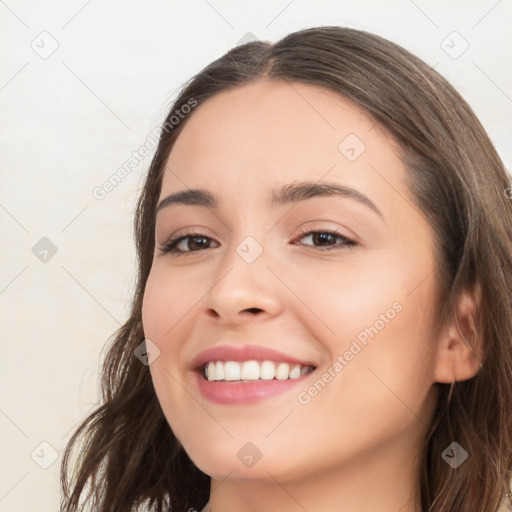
159,228,357,257
159,232,218,256
293,229,357,250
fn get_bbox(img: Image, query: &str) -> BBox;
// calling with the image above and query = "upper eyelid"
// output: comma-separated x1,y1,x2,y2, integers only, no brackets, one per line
162,220,356,241
165,228,352,244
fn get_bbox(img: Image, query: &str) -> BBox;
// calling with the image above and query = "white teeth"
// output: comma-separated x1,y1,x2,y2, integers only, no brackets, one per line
260,360,275,380
224,361,241,381
289,364,301,379
241,360,260,380
206,362,216,381
215,361,224,380
203,360,313,382
275,362,290,380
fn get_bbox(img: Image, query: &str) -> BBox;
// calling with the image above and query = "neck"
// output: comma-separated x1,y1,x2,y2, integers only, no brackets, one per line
207,438,424,512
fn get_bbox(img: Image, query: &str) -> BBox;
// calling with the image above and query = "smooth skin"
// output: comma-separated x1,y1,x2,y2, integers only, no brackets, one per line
142,80,482,512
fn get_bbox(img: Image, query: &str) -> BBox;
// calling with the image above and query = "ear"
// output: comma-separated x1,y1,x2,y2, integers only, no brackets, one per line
433,281,483,383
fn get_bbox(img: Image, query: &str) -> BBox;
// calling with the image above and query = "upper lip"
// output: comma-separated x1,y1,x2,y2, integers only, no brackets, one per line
190,344,317,371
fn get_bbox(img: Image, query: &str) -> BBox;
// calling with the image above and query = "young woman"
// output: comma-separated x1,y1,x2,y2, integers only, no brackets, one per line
61,26,512,512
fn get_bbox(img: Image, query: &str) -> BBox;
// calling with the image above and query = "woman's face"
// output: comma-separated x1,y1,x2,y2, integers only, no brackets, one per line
142,80,442,483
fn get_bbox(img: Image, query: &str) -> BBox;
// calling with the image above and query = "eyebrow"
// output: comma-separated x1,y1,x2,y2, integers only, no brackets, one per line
156,181,384,220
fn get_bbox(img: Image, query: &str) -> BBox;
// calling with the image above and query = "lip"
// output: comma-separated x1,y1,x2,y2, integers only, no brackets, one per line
190,344,317,405
190,344,317,371
194,372,314,404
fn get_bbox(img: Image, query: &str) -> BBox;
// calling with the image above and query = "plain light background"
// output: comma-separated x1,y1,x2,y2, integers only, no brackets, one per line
1,1,511,510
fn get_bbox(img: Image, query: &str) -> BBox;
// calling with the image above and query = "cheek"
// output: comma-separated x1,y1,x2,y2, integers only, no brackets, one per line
142,269,165,338
287,252,439,420
281,251,426,355
287,293,437,476
141,267,197,377
142,266,201,341
142,267,209,442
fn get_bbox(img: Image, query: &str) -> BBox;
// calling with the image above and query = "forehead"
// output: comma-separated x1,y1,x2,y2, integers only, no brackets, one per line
168,79,382,163
161,80,408,216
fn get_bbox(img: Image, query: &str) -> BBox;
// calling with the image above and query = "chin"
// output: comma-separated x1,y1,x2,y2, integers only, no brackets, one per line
182,435,309,483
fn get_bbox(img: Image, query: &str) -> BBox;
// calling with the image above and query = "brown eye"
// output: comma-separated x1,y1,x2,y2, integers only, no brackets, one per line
295,230,357,250
160,233,218,256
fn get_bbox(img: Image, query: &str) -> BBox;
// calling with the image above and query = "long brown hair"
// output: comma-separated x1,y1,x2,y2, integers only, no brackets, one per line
60,26,512,512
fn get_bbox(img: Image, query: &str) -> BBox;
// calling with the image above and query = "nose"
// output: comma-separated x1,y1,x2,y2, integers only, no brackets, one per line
201,240,284,326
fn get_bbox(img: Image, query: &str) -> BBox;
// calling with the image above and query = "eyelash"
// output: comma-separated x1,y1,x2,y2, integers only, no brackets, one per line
159,228,357,257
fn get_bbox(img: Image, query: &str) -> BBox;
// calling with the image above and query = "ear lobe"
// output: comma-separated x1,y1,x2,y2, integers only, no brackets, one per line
433,281,484,384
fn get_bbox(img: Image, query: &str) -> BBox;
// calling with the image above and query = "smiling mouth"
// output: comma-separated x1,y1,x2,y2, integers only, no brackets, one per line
202,360,316,382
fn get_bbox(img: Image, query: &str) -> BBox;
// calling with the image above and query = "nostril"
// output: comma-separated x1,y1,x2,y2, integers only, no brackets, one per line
244,308,263,314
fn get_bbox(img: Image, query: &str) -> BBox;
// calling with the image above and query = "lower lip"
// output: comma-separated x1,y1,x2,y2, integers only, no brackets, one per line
194,370,314,404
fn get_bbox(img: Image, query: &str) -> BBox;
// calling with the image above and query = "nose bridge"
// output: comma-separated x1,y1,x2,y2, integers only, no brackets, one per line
219,231,269,295
220,209,269,276
203,230,281,321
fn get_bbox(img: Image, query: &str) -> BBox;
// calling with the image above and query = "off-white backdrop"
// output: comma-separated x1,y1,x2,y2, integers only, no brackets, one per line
1,1,511,510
